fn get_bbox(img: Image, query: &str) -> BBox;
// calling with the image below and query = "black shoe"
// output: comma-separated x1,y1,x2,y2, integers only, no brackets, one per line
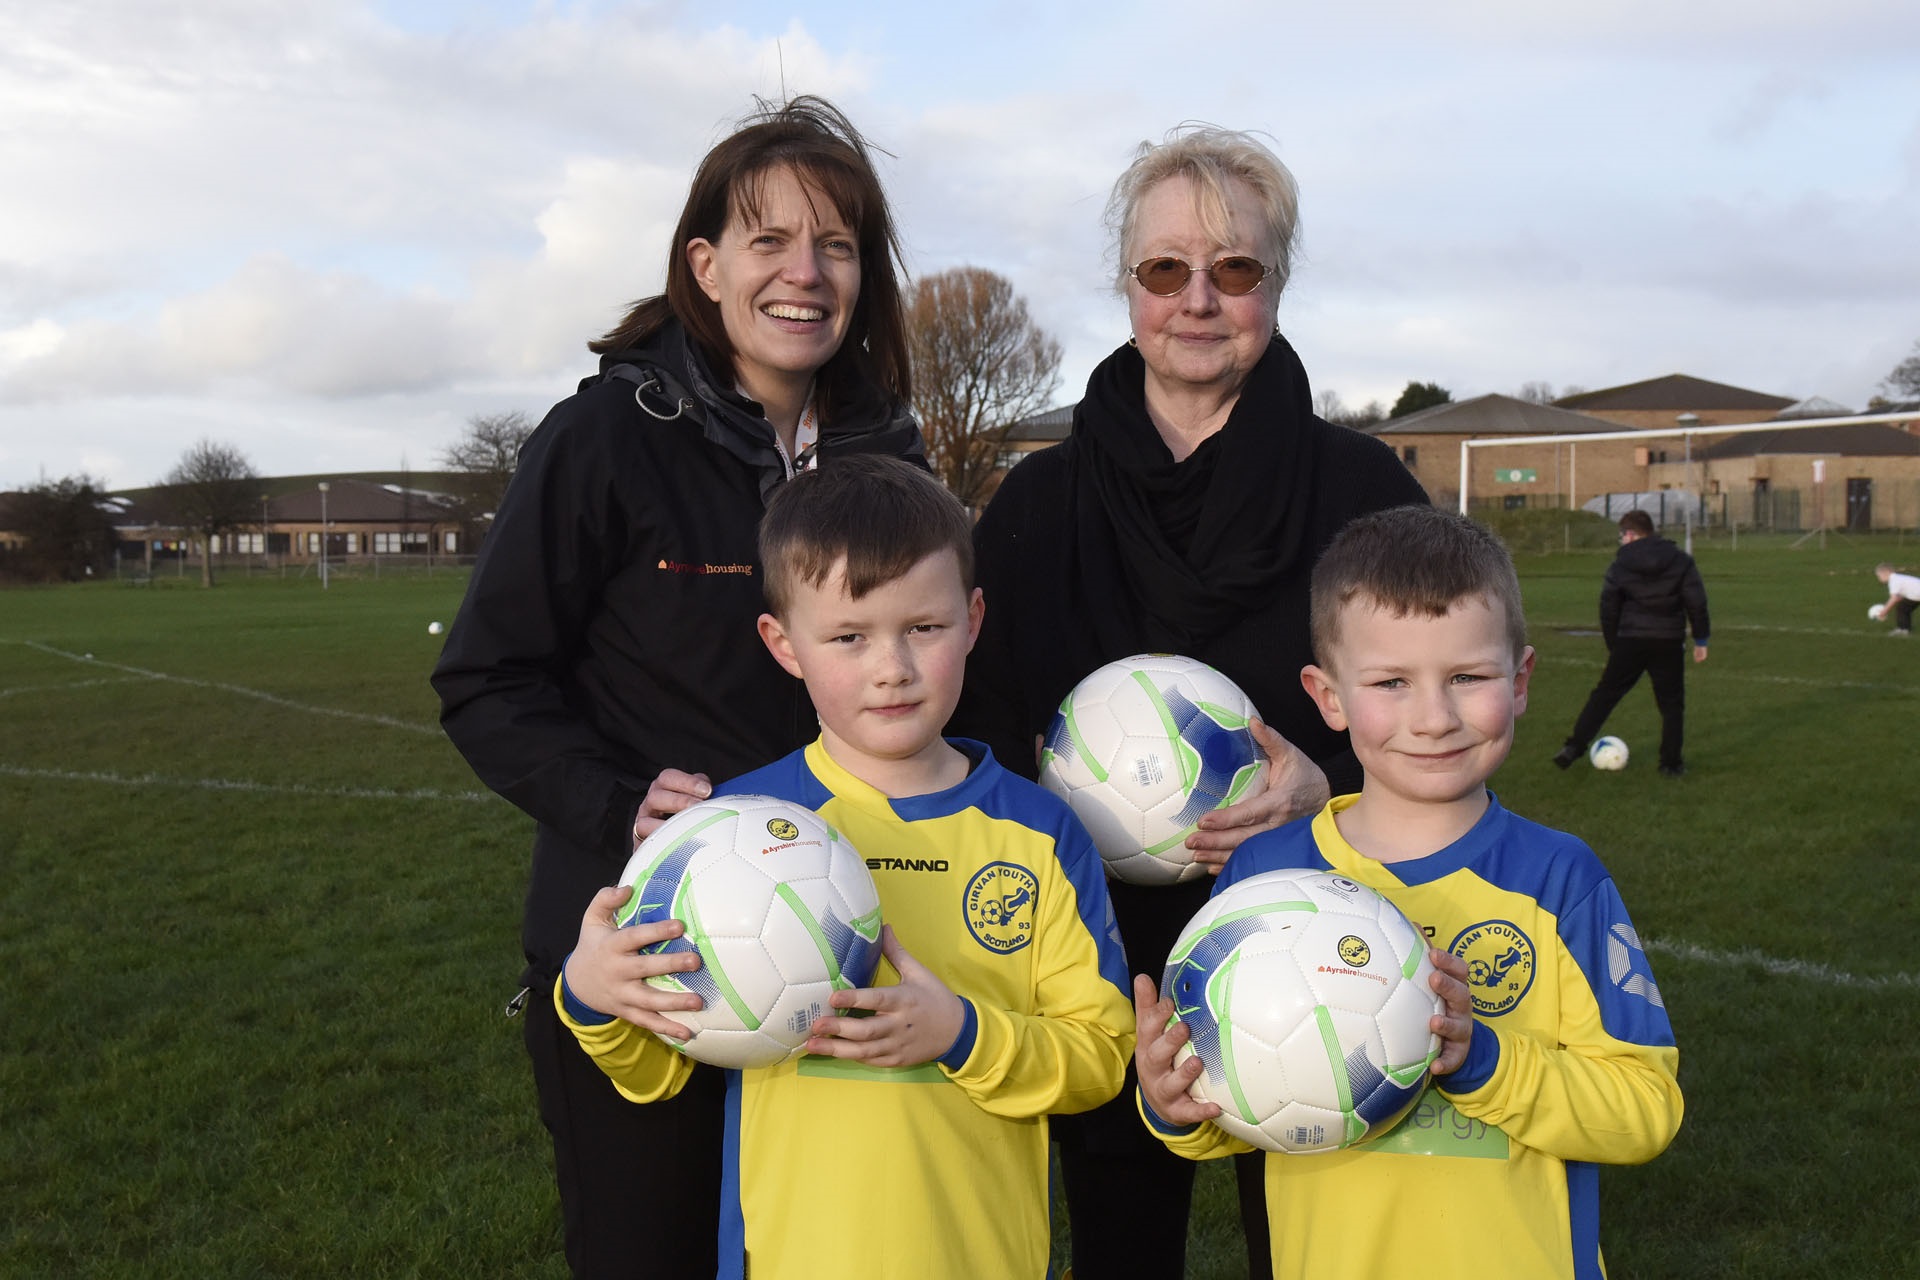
1658,764,1685,778
1552,746,1579,770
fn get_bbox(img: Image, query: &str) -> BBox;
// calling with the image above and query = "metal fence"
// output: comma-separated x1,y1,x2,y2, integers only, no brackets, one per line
111,551,479,584
1471,482,1920,535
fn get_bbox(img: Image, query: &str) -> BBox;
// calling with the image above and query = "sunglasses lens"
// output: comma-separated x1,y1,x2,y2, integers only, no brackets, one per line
1211,257,1265,295
1134,257,1191,295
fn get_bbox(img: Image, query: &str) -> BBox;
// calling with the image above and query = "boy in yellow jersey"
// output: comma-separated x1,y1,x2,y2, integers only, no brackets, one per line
560,455,1133,1280
1135,504,1682,1280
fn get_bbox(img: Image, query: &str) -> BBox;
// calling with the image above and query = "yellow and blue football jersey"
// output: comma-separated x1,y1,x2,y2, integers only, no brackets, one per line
562,738,1132,1280
1145,793,1682,1280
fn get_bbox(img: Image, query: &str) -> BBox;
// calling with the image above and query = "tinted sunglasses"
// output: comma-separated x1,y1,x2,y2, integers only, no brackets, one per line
1127,255,1272,297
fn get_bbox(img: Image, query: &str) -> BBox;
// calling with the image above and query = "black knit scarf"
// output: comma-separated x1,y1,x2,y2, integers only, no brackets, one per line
1072,334,1321,652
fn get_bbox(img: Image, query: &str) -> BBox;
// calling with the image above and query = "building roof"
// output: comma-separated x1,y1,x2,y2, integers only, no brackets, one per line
101,493,172,529
1366,393,1621,437
1699,424,1920,460
270,478,459,522
1554,374,1796,412
1004,404,1075,443
1772,395,1856,420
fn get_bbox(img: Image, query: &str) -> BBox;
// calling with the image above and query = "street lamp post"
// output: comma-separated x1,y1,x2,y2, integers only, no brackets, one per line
317,481,330,589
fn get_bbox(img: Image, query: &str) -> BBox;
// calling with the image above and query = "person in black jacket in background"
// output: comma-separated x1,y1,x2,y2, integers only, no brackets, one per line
1553,509,1710,777
430,97,922,1279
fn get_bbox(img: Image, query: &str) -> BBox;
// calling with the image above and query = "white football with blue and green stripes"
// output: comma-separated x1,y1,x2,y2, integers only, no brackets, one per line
614,794,884,1069
1040,653,1268,886
1163,868,1440,1154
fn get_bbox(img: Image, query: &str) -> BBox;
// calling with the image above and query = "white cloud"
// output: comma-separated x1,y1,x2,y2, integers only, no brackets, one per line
2,2,1917,488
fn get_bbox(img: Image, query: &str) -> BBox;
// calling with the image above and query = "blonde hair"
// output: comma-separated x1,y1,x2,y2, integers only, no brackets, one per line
1106,124,1300,294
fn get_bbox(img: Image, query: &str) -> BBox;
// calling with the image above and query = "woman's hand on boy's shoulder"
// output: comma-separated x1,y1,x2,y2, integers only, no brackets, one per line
632,768,714,847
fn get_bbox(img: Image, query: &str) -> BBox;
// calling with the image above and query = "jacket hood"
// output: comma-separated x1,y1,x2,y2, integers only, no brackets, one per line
1619,535,1685,574
590,319,921,498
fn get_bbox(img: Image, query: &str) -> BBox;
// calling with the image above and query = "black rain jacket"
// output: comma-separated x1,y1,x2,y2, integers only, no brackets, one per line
431,320,922,982
1601,534,1710,647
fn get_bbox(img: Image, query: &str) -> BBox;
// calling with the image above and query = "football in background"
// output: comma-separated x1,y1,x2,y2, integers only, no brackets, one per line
1869,603,1887,622
1588,736,1630,771
613,794,883,1069
1039,654,1267,885
1162,868,1441,1154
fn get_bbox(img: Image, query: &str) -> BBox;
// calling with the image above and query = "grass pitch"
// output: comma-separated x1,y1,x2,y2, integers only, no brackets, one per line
3,538,1916,1277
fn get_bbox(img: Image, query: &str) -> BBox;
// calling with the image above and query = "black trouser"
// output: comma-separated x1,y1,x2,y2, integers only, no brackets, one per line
1056,875,1272,1279
1895,596,1918,630
1565,637,1686,771
524,978,726,1279
1056,1125,1272,1279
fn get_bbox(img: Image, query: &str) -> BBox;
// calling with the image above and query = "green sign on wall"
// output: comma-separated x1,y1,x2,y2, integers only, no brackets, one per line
1494,468,1538,483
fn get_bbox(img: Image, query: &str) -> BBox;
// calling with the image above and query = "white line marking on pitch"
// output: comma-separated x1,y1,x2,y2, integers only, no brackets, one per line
14,641,441,734
0,676,149,700
1546,621,1897,640
7,774,1906,988
1535,654,1915,695
0,764,493,804
1645,938,1919,991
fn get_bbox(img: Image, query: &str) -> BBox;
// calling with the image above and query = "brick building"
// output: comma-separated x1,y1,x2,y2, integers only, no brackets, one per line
1364,394,1625,511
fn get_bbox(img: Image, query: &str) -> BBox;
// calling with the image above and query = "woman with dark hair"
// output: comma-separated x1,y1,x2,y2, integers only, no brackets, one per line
431,96,922,1279
952,124,1428,1278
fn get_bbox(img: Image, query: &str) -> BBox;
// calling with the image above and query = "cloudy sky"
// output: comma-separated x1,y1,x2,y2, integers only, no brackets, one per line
3,1,1916,490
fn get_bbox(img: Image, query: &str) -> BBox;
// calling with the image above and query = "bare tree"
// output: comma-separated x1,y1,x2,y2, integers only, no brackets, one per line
906,267,1062,509
1315,389,1386,430
438,410,535,537
1876,340,1920,410
161,439,260,587
1516,381,1556,404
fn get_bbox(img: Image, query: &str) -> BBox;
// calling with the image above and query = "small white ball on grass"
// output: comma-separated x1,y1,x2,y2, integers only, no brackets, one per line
1868,603,1886,622
1588,736,1629,771
428,621,444,635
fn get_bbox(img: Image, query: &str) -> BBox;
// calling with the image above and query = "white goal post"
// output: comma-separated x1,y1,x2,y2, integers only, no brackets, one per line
1457,411,1917,515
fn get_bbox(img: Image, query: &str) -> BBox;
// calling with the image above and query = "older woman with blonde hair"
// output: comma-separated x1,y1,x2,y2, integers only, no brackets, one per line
954,124,1428,1278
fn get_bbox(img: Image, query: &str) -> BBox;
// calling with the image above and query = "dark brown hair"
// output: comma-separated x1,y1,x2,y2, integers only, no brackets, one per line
1619,509,1655,537
1309,505,1528,665
759,456,972,617
590,95,912,417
